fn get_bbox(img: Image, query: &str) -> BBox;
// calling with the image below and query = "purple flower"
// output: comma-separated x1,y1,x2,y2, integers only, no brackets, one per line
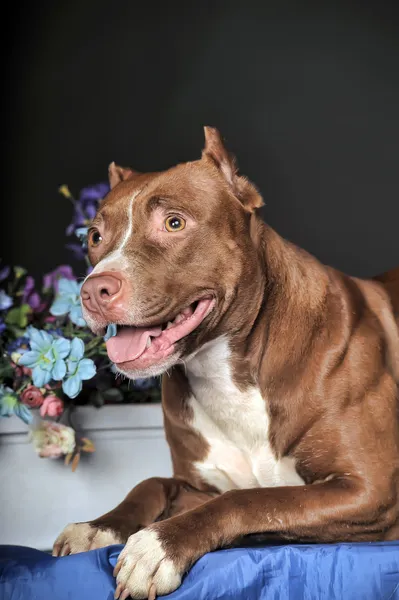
66,183,109,236
0,265,10,282
46,327,63,337
65,243,87,261
80,183,110,206
0,290,13,310
0,318,6,334
22,276,41,310
6,336,30,354
43,265,75,292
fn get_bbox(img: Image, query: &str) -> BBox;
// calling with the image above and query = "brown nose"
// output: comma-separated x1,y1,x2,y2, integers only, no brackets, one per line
81,273,125,316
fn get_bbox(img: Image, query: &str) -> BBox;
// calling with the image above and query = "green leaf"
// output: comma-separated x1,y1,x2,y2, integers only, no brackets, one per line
102,388,124,403
5,304,31,328
14,266,27,279
0,363,14,379
90,390,105,407
7,325,27,338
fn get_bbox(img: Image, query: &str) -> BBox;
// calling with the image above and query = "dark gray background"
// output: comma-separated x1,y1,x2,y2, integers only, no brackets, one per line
3,0,399,280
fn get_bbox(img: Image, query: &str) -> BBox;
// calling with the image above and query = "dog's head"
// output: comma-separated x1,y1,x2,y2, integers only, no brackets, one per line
81,127,265,378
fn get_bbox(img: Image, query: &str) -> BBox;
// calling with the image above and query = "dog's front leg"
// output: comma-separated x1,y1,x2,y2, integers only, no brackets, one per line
114,477,393,599
52,477,211,556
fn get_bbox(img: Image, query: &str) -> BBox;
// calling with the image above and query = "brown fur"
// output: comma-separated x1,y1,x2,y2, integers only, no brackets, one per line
54,127,399,589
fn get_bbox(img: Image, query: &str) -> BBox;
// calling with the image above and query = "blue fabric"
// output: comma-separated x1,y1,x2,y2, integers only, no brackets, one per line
1,542,398,600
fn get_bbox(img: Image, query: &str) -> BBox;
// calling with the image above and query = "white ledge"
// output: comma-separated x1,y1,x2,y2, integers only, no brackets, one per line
0,403,164,434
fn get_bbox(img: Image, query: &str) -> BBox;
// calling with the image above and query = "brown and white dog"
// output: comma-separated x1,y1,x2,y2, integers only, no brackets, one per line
53,128,399,600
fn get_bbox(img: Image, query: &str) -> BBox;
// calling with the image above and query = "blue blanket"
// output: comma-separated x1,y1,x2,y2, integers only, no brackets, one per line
1,542,399,600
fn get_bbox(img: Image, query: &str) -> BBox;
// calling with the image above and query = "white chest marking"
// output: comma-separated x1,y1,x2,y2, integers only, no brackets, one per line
186,338,305,492
91,191,139,276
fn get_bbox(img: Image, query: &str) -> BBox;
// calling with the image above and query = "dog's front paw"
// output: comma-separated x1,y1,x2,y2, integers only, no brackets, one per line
52,522,123,556
114,526,184,600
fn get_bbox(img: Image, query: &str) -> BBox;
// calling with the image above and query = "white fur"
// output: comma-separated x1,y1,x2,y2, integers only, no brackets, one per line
116,528,181,598
186,338,305,492
90,191,139,276
52,522,122,555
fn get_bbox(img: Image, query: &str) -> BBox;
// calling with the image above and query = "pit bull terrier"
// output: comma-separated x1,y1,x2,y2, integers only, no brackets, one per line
53,127,399,600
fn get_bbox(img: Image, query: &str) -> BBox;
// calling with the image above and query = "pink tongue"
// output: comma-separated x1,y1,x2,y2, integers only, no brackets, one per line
106,326,162,363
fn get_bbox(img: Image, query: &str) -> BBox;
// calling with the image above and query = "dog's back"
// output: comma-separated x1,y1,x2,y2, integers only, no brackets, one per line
375,266,399,322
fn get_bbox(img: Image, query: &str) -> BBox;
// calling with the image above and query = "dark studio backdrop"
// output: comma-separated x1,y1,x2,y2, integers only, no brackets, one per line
3,0,399,280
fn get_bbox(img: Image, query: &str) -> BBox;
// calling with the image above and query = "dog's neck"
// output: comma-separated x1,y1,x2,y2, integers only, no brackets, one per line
186,219,331,391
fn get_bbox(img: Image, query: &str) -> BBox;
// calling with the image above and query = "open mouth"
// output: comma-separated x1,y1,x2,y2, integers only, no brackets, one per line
105,296,215,371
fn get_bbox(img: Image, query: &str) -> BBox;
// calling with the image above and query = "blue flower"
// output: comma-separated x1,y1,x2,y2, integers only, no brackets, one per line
50,278,86,327
25,326,38,340
0,290,13,310
62,337,96,399
0,385,32,424
104,323,117,341
75,227,88,243
43,265,74,292
0,385,16,417
14,402,33,424
0,318,6,335
18,328,71,387
133,378,158,390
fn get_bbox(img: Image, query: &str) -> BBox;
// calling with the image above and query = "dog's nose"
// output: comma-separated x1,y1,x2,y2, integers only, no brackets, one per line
81,273,125,316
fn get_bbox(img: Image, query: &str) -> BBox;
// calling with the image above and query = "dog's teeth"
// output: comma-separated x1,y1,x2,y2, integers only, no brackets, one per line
166,321,173,329
174,314,184,324
182,307,192,316
146,337,152,348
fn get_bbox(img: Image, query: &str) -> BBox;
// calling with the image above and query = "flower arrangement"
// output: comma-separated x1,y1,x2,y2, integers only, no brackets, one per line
0,183,161,470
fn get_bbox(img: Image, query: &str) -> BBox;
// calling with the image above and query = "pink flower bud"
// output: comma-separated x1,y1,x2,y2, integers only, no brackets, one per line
21,386,44,408
40,395,64,418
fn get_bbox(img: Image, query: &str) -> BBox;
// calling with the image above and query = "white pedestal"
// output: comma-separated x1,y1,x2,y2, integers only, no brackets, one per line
0,404,172,551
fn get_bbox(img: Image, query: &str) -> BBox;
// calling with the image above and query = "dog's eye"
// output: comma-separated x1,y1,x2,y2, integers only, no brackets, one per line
88,229,103,247
164,216,186,232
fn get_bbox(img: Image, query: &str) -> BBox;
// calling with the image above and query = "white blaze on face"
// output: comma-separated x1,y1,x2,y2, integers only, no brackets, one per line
89,190,139,277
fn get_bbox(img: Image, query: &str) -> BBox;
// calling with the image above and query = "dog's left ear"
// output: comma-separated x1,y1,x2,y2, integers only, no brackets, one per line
108,162,140,189
202,126,263,212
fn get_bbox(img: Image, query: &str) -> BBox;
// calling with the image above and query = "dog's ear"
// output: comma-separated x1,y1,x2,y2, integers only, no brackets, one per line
202,126,263,212
108,162,140,189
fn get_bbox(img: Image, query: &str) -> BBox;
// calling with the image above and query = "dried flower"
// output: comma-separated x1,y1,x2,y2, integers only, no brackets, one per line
31,421,75,458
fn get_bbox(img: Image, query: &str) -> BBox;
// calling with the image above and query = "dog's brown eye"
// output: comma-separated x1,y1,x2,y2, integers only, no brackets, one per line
89,229,103,247
165,216,186,232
